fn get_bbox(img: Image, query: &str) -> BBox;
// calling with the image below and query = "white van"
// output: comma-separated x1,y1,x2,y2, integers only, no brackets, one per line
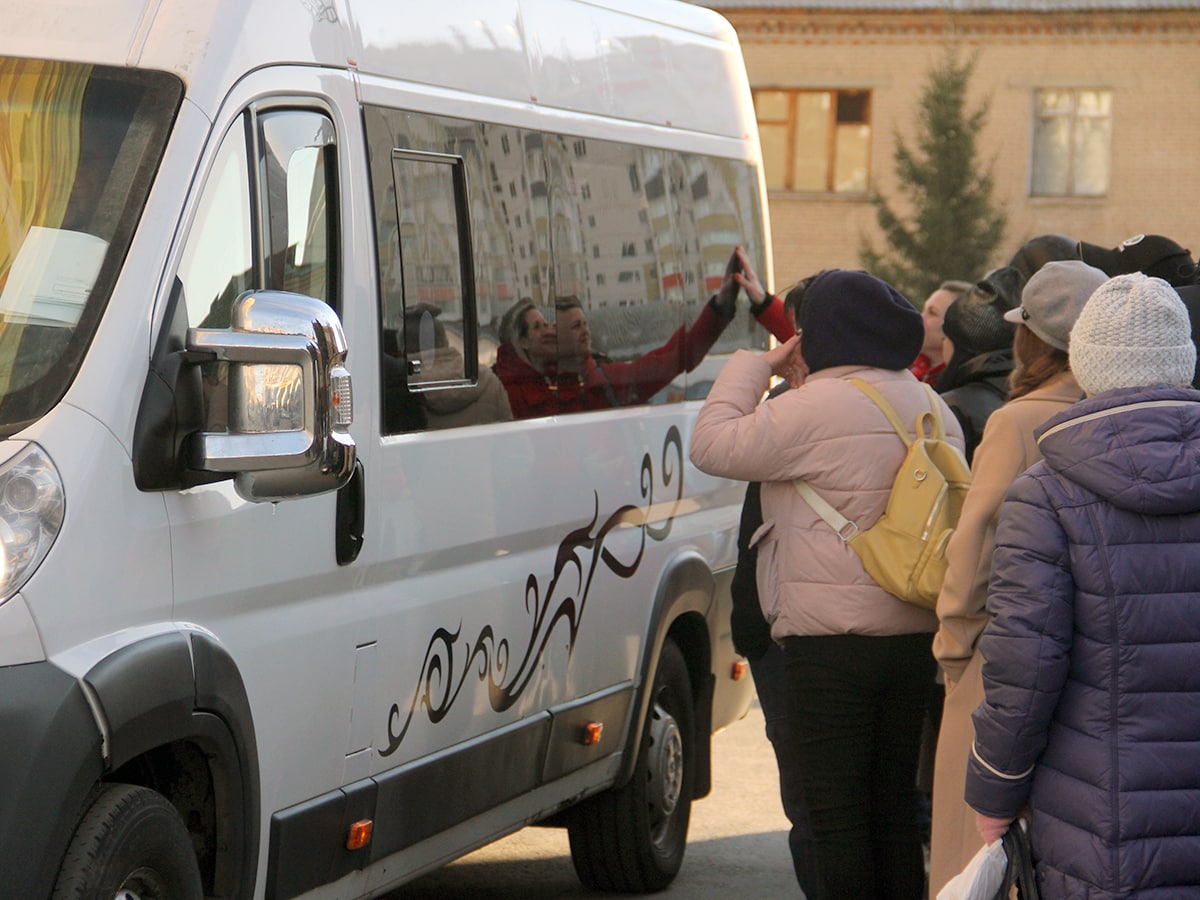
0,1,772,897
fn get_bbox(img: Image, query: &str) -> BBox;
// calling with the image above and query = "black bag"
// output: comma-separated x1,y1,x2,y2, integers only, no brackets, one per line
994,820,1039,899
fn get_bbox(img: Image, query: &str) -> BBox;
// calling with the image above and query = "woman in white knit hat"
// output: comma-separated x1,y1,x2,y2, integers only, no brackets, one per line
966,273,1200,897
928,259,1107,894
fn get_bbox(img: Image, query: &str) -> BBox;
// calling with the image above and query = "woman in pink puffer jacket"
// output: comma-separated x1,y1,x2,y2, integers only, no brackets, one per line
690,269,964,900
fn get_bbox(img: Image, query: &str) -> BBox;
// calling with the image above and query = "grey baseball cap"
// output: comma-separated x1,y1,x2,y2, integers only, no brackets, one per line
1003,259,1108,350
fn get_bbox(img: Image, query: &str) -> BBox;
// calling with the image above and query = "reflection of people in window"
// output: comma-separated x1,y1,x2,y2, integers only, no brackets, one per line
383,302,512,432
494,282,736,419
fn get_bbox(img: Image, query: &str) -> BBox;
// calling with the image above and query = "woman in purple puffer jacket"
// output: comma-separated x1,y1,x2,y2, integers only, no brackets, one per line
965,273,1200,897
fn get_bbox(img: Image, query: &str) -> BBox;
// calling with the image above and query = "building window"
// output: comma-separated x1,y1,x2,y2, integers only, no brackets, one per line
753,89,870,193
1031,89,1111,197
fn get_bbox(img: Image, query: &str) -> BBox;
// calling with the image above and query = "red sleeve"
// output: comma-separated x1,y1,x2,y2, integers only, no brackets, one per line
596,302,730,405
752,295,796,342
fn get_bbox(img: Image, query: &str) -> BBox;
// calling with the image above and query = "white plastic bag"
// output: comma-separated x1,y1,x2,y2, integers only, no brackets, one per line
936,838,1008,900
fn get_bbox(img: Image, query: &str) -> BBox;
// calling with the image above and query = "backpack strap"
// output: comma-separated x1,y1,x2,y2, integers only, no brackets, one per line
792,479,859,542
792,378,945,542
849,377,945,442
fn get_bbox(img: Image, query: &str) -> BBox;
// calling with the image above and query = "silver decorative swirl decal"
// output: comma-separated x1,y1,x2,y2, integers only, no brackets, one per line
380,426,684,757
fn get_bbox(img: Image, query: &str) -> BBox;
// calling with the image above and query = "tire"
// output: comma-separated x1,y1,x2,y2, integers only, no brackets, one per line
568,638,695,892
52,782,203,900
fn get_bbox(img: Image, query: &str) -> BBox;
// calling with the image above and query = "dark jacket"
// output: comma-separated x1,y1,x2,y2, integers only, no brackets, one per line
495,301,730,418
730,481,773,660
937,348,1013,464
966,385,1200,898
729,382,792,661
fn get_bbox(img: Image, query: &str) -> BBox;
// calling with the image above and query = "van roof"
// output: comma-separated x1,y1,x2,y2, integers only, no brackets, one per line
1,0,752,140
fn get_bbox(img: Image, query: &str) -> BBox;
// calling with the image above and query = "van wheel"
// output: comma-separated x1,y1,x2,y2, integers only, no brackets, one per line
567,638,694,892
52,783,203,900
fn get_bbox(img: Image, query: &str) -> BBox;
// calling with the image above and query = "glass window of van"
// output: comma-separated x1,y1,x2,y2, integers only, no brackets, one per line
363,105,769,426
177,118,254,330
0,59,180,436
175,108,338,428
179,110,338,331
365,108,507,433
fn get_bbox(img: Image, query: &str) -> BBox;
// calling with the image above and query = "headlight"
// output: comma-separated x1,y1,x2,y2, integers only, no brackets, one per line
0,443,64,602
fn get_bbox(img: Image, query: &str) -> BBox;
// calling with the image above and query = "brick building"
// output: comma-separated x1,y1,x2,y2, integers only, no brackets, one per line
685,1,1200,295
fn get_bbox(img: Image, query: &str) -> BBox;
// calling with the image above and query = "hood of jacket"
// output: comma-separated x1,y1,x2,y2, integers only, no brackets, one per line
1035,385,1200,515
936,347,1013,393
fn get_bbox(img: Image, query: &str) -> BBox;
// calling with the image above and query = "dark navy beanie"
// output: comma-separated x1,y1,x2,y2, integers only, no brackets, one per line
798,269,924,373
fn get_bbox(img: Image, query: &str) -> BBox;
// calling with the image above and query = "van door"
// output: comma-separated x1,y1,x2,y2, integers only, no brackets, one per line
160,68,376,870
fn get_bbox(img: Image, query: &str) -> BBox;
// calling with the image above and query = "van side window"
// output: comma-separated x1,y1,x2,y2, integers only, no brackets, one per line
259,111,338,307
363,105,768,427
178,108,339,329
177,115,254,331
377,150,484,433
366,108,508,434
175,108,339,427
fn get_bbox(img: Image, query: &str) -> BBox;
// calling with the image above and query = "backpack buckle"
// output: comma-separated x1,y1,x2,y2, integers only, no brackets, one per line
837,521,859,542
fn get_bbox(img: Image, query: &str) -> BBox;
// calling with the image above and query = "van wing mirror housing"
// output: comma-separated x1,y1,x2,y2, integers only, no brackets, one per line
186,291,355,502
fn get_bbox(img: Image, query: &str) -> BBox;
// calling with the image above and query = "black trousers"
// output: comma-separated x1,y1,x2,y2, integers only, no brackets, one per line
780,632,935,900
750,642,815,889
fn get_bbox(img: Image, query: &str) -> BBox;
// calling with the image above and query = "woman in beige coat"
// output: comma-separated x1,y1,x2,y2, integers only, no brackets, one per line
928,260,1108,894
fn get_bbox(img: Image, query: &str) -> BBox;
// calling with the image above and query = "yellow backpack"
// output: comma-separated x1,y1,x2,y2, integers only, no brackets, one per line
793,378,972,609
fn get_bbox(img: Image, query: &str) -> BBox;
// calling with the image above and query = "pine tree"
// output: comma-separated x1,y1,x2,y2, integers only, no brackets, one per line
860,50,1006,306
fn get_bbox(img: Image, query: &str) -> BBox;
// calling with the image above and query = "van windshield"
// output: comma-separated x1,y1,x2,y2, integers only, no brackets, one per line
0,58,181,436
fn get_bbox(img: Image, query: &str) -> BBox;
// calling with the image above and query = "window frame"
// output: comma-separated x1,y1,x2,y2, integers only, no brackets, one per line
1029,87,1113,198
388,148,479,390
752,87,872,195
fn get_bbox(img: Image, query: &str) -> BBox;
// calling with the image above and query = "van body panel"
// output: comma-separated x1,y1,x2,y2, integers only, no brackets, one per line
0,591,43,664
0,0,764,893
0,1,158,70
346,0,751,142
1,1,752,140
16,409,174,660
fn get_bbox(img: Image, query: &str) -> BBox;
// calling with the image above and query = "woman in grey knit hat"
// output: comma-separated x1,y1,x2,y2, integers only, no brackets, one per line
967,273,1200,897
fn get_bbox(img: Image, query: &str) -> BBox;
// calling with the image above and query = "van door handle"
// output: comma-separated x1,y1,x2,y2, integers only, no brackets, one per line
336,459,365,565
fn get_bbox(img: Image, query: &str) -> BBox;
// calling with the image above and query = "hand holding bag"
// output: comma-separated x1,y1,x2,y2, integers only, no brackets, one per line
996,818,1039,899
935,838,1007,900
936,818,1038,900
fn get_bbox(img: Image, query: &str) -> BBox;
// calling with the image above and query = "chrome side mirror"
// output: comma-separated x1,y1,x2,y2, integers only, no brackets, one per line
186,291,355,502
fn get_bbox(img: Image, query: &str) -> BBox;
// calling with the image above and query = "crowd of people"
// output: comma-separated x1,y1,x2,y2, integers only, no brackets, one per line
687,231,1200,899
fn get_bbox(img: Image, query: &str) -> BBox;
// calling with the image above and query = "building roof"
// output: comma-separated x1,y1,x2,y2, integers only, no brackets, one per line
683,1,1200,9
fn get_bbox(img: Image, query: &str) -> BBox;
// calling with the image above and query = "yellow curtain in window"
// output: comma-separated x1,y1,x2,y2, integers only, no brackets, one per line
0,58,90,398
0,58,91,293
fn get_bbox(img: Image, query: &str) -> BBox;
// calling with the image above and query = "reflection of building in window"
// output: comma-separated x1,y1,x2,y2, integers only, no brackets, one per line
1031,89,1111,197
363,103,770,410
753,88,871,193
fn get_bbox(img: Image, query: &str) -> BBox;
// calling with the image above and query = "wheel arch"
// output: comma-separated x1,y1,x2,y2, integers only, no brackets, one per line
81,630,261,899
616,551,716,796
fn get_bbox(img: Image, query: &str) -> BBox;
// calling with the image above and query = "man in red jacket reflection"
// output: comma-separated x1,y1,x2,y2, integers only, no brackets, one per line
494,251,741,419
